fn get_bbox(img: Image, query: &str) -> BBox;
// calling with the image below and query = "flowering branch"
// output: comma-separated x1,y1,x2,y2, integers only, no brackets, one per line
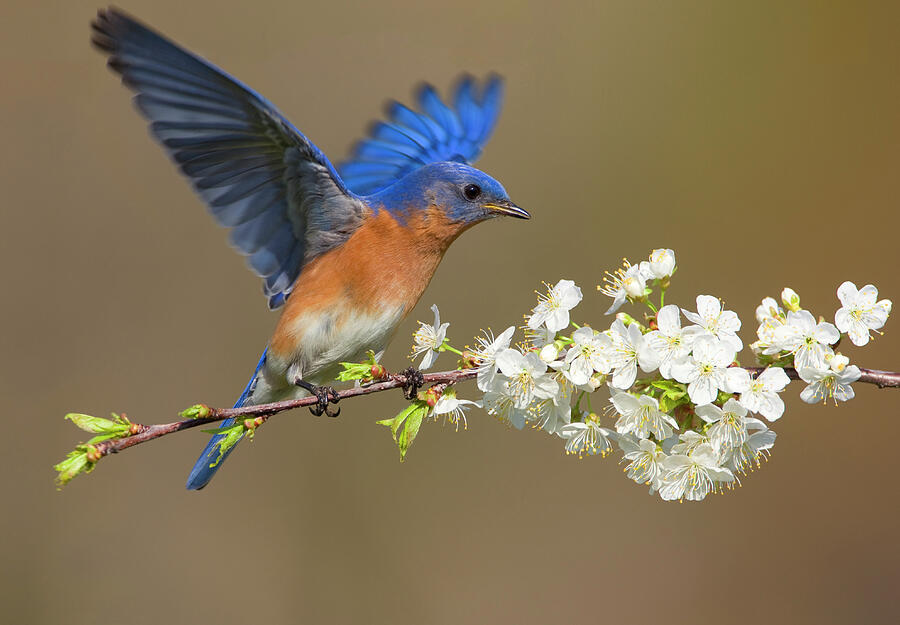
55,247,897,500
746,366,900,388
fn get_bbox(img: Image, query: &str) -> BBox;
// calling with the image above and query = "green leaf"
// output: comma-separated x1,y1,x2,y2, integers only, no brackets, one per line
650,380,687,400
337,351,382,382
53,447,96,488
378,401,429,461
716,390,735,405
658,394,676,413
65,413,131,436
398,411,425,461
207,424,246,468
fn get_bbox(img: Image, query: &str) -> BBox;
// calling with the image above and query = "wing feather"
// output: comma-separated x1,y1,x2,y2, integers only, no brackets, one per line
92,8,365,309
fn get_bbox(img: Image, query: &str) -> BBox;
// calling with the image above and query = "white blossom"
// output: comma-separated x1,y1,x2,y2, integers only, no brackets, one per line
432,389,481,431
523,374,574,434
659,444,734,501
560,413,615,458
834,281,892,346
610,391,678,440
774,310,839,370
727,427,776,475
599,260,647,314
670,430,711,457
527,279,583,332
641,248,676,280
682,295,743,352
756,297,783,324
798,364,862,404
752,297,787,355
695,398,759,451
670,336,750,405
470,326,515,392
618,435,667,491
495,349,559,409
606,319,655,389
482,379,528,430
410,304,449,369
564,326,612,385
639,305,703,378
739,367,791,421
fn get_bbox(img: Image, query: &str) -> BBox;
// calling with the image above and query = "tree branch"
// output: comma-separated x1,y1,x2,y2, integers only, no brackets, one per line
81,365,900,462
745,366,900,388
87,368,478,460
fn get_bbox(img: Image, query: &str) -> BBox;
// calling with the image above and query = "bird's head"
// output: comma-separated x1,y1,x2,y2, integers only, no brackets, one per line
369,161,529,226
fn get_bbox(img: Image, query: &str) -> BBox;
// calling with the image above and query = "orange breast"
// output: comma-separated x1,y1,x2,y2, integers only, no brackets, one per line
269,206,471,359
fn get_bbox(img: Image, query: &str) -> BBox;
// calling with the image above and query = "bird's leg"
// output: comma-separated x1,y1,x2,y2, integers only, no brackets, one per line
294,379,341,417
400,366,426,400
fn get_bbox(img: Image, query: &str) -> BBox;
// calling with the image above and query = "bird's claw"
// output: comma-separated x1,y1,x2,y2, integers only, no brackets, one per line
401,366,426,400
310,385,341,418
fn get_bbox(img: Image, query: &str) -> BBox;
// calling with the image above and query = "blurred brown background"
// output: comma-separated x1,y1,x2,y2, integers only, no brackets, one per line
2,1,899,624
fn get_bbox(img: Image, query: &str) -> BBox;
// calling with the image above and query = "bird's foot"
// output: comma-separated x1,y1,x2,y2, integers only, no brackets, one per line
401,366,426,400
310,385,341,417
295,379,341,417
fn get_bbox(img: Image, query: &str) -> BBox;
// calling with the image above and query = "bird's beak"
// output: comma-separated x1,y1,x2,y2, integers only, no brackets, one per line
485,200,531,219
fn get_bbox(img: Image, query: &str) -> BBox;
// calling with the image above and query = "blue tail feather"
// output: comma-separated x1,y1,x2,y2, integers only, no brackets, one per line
185,349,267,490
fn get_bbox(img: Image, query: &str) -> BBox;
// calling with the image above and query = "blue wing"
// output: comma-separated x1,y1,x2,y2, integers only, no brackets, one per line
337,75,504,196
92,8,366,309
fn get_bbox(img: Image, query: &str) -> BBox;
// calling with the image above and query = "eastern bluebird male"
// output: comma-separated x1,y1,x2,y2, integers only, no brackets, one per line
91,8,529,489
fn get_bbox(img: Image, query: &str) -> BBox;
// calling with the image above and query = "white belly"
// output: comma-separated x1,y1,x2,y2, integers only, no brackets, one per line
250,303,406,404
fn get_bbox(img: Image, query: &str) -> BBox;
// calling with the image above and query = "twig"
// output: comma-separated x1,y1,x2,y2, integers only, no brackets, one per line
87,369,478,459
745,366,900,388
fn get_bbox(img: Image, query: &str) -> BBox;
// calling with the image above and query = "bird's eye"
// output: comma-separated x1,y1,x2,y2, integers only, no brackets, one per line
463,184,482,201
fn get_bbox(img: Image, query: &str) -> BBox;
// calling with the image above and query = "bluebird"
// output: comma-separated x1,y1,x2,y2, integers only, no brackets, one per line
91,8,529,490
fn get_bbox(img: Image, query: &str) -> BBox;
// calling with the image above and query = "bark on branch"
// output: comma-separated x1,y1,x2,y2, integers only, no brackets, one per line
80,365,900,461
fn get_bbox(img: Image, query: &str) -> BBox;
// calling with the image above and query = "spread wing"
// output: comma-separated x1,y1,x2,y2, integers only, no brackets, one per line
91,8,366,309
337,75,504,196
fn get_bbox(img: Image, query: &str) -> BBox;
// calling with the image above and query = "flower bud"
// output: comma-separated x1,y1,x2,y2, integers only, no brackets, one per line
85,445,102,463
587,372,606,390
781,288,801,312
539,343,559,364
830,353,849,373
418,387,441,408
647,248,676,279
180,404,212,420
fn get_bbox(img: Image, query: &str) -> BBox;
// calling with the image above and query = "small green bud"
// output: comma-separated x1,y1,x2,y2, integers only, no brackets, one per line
458,351,478,370
781,288,801,312
242,416,266,440
180,404,212,419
